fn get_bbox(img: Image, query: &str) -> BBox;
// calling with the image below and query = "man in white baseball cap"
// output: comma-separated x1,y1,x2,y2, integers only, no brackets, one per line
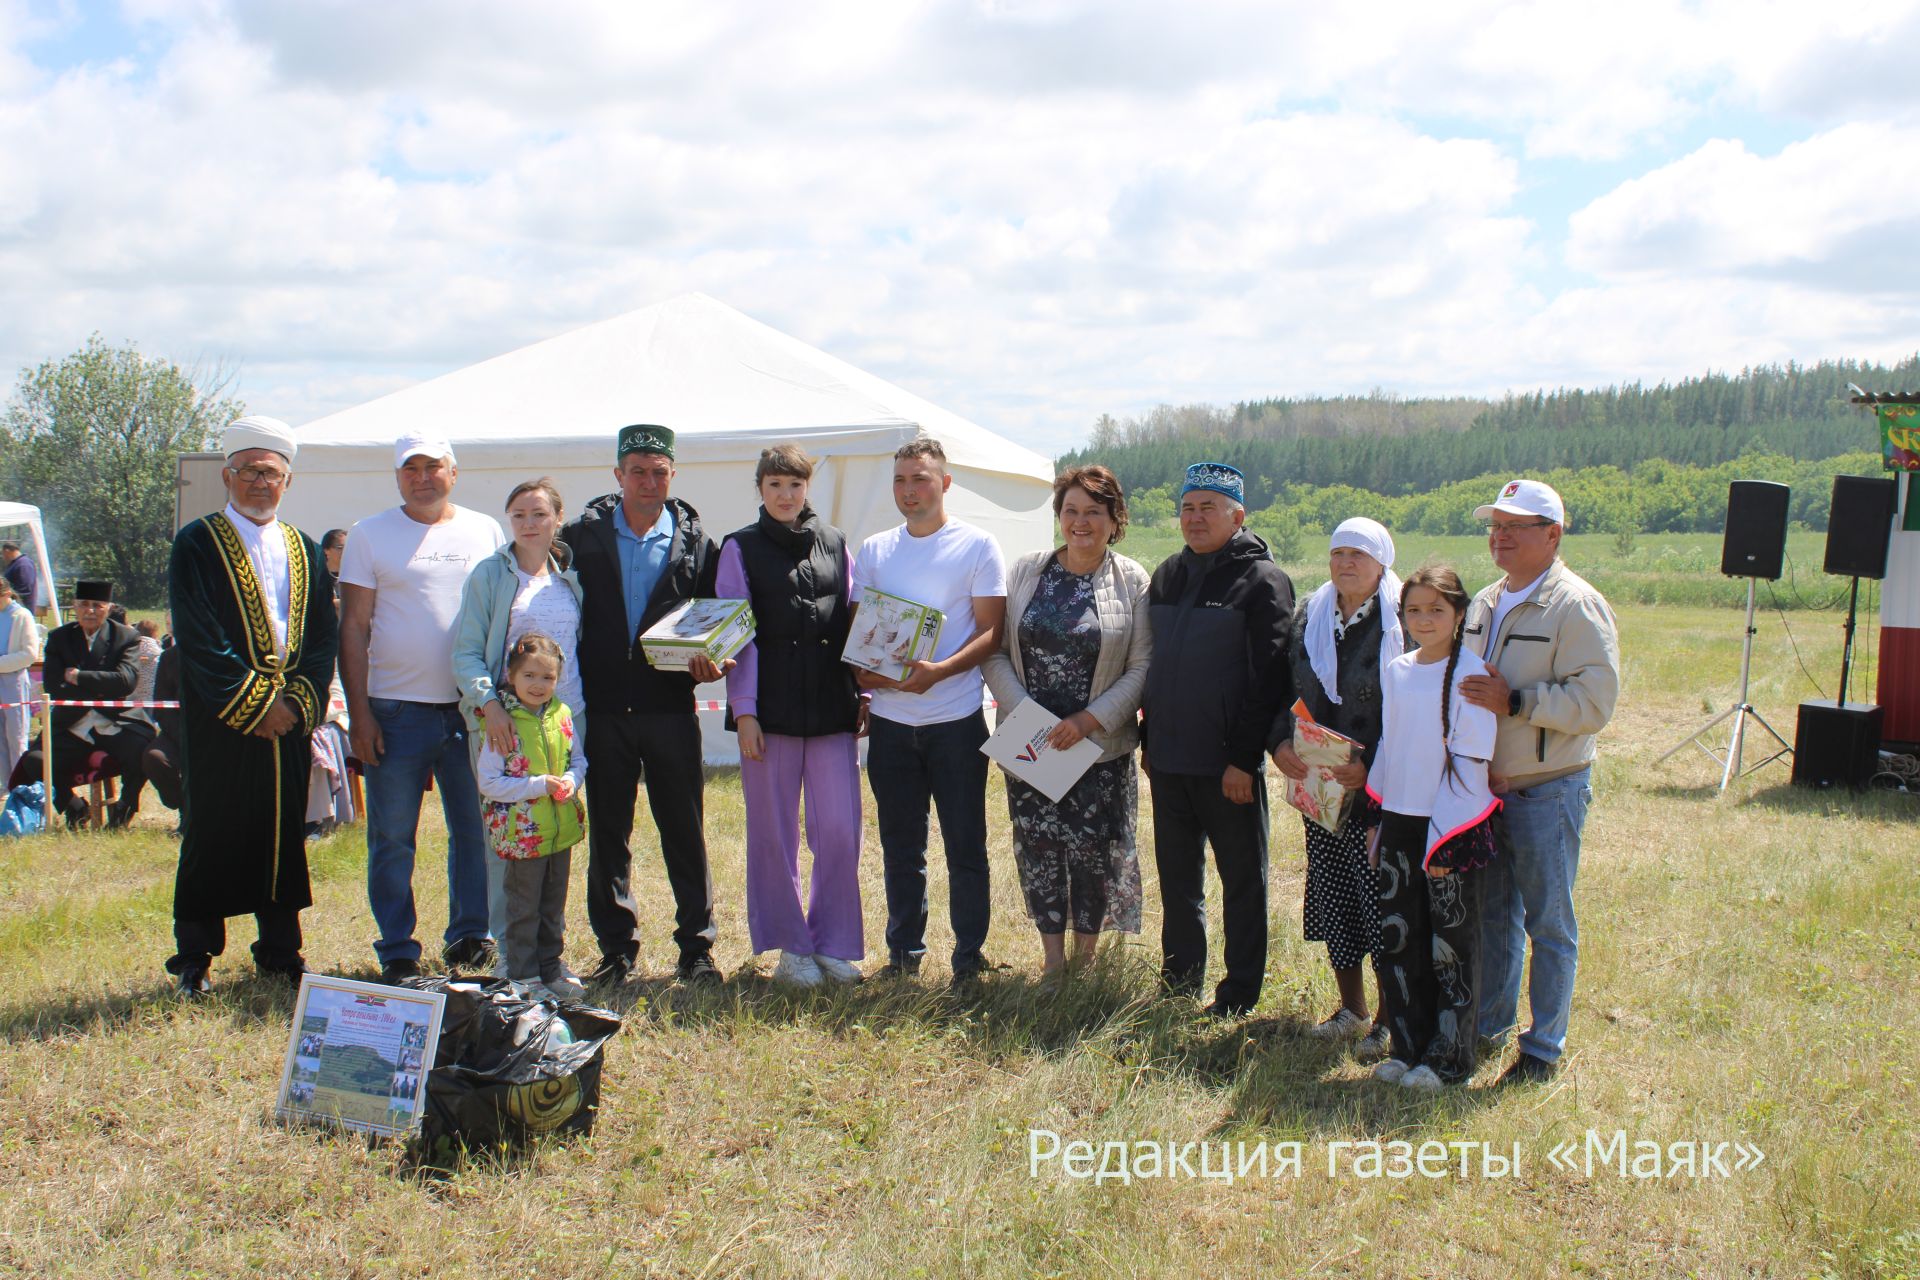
338,428,505,982
1456,477,1620,1085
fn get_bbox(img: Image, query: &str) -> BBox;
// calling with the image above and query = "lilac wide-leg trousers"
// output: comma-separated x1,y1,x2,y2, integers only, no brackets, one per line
741,731,864,961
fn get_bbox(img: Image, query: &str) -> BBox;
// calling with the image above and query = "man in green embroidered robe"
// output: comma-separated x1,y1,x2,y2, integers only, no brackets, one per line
165,415,337,997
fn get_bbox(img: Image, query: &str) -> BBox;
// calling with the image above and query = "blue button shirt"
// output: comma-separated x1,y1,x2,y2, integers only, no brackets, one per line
613,503,675,639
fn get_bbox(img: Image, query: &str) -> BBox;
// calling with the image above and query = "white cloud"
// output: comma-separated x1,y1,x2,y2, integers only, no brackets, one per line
1566,122,1920,292
0,0,1917,456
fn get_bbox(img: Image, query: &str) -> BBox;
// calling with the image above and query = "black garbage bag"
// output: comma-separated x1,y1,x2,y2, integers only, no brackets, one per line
406,977,621,1166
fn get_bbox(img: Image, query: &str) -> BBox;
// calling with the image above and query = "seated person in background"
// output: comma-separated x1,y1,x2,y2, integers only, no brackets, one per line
306,673,355,838
17,581,150,828
141,643,184,816
106,616,166,824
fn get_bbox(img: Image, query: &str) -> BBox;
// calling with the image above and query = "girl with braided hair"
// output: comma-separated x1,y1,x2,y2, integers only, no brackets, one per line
1362,565,1501,1090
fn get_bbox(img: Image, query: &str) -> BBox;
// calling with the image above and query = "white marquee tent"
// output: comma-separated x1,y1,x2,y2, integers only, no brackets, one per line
0,501,59,617
267,293,1057,760
276,293,1056,555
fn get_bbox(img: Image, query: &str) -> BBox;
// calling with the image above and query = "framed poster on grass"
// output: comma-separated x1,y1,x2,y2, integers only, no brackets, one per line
276,974,446,1138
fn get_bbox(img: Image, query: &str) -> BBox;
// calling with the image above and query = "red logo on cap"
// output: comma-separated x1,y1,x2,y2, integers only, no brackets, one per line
1502,482,1520,497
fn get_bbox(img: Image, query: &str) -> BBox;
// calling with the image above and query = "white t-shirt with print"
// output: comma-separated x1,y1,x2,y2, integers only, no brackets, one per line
851,518,1007,727
340,505,505,702
507,566,584,718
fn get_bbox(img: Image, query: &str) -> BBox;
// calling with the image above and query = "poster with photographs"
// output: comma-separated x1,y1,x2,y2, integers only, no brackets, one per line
275,974,446,1138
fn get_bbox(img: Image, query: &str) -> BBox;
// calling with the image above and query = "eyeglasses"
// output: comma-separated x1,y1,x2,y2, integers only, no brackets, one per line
1487,520,1553,536
230,466,290,486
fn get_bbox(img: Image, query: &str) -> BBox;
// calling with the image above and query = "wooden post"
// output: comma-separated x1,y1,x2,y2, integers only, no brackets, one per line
39,693,53,832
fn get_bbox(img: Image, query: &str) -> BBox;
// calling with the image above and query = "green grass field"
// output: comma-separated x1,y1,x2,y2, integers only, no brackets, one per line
1,600,1915,1277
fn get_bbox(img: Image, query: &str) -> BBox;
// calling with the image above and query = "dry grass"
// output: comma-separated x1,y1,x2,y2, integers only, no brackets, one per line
1,602,1915,1278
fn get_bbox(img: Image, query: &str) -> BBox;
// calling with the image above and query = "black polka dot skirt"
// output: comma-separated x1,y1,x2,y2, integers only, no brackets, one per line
1300,812,1382,971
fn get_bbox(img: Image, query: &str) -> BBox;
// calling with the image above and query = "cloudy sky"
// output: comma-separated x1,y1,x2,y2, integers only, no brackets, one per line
3,0,1918,457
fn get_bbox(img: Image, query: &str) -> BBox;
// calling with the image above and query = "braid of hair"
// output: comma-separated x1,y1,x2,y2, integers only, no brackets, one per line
1439,617,1464,791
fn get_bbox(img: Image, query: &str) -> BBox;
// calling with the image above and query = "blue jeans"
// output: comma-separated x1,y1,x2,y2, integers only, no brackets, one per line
363,698,491,965
1476,766,1592,1063
866,711,991,973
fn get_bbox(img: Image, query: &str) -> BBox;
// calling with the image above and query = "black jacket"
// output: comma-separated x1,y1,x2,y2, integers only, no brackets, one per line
722,506,860,739
43,619,140,734
1140,529,1295,776
1276,596,1394,769
560,494,719,716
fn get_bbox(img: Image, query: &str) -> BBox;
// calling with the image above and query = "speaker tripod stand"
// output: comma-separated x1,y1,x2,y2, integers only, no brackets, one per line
1657,577,1793,792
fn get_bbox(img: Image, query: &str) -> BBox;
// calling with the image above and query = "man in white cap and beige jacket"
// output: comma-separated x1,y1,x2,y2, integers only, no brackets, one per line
166,415,338,996
338,432,505,983
1456,478,1620,1084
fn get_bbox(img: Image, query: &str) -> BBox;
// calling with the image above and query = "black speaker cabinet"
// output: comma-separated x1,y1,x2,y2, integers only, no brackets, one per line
1823,475,1897,579
1791,699,1883,789
1722,480,1790,580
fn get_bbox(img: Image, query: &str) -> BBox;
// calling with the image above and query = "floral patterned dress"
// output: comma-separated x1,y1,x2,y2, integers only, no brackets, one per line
1006,557,1142,935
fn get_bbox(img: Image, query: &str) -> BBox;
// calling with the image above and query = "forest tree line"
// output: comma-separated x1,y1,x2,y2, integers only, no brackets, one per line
1061,358,1918,515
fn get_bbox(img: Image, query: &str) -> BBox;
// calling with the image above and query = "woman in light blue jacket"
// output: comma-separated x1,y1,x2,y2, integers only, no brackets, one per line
452,477,587,964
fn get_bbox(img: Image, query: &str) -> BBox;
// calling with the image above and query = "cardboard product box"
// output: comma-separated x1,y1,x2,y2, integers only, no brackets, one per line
641,598,756,670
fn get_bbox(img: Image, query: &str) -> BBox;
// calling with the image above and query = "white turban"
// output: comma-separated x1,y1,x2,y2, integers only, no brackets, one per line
1304,517,1404,707
222,415,298,463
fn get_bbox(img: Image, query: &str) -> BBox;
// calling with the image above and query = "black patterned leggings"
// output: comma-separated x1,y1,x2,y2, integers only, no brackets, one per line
1375,811,1482,1083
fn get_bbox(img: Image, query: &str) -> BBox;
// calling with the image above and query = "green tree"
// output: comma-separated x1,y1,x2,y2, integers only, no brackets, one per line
2,334,242,606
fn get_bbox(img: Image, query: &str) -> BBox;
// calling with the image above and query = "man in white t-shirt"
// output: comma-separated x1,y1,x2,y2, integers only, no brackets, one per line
851,438,1008,984
339,432,506,983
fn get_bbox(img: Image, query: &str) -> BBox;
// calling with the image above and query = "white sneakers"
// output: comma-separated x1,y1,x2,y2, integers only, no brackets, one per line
1372,1058,1411,1084
1308,1008,1368,1041
1400,1065,1445,1091
772,950,825,987
1353,1024,1392,1062
545,968,587,1001
1373,1059,1448,1090
771,950,863,986
812,953,862,984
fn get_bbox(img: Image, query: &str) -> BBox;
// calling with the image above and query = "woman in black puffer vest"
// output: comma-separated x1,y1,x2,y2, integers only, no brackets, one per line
715,445,866,988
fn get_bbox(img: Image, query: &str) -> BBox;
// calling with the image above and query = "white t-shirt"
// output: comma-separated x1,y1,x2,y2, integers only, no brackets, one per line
1483,570,1545,659
851,518,1007,726
507,566,584,717
340,505,505,702
1373,649,1498,817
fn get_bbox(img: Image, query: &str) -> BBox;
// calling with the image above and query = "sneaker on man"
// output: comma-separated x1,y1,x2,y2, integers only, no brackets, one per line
1307,1008,1367,1041
588,953,633,988
442,936,496,973
1399,1065,1445,1091
1372,1058,1412,1085
380,957,421,985
676,953,724,986
773,951,824,987
1495,1052,1558,1086
1352,1023,1392,1063
812,954,862,984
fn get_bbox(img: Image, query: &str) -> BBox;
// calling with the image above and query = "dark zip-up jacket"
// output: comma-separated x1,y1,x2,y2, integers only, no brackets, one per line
1140,528,1295,777
560,493,719,716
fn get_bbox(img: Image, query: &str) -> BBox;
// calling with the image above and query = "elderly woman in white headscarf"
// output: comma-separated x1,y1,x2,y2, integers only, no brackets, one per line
1270,517,1404,1058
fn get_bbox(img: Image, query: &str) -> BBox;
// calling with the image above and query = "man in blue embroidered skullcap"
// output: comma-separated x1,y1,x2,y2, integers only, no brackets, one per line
1139,462,1296,1017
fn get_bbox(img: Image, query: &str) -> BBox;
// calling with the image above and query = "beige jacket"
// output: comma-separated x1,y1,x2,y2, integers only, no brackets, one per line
1463,558,1621,785
982,547,1153,763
